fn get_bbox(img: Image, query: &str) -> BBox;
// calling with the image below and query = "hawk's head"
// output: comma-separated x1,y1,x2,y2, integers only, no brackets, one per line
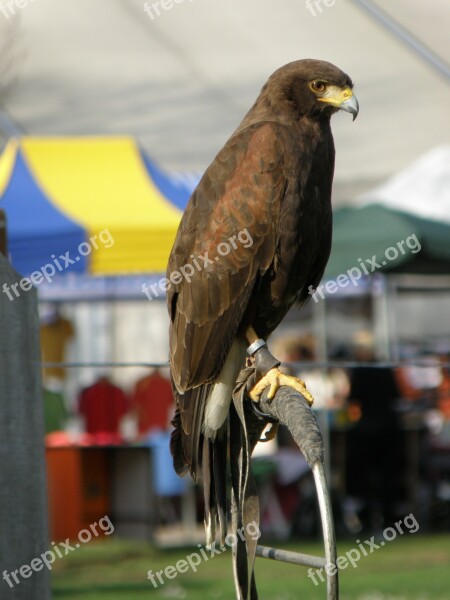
265,58,359,121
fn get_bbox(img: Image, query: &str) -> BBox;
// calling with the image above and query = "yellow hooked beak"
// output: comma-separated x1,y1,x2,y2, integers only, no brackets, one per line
318,85,359,120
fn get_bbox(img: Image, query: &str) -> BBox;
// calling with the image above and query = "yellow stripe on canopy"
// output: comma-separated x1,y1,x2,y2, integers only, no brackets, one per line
0,139,19,198
21,137,183,274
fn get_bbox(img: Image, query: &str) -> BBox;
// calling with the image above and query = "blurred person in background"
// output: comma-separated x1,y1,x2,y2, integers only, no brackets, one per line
274,333,349,410
437,353,450,420
346,331,402,533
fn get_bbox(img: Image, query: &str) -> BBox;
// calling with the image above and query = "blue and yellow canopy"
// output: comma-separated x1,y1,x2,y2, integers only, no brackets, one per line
0,137,196,276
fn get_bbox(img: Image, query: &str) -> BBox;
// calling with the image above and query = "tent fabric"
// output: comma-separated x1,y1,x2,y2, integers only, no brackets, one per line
326,205,417,278
0,137,195,276
1,144,87,275
327,204,450,278
2,138,448,283
326,146,450,278
357,145,450,223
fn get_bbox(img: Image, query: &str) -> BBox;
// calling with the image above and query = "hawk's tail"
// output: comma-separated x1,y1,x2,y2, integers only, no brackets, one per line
169,408,189,477
170,405,228,546
202,427,227,546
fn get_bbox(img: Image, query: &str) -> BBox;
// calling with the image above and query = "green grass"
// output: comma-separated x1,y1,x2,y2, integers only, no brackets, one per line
51,534,450,599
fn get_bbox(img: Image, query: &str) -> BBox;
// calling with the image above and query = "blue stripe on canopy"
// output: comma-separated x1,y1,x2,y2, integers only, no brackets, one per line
2,149,87,275
139,150,193,212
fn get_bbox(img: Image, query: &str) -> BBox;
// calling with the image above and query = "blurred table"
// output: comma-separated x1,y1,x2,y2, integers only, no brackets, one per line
46,445,154,542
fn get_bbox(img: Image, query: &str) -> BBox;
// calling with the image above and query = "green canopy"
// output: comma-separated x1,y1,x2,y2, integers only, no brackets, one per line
326,204,450,279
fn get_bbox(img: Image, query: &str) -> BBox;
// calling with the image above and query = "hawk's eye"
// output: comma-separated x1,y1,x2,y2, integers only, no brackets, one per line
310,80,326,93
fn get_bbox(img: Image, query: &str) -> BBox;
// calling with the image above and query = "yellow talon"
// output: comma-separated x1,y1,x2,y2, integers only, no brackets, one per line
249,367,314,406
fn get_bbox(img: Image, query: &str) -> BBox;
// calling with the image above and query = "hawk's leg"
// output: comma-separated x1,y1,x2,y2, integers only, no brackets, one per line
245,326,314,407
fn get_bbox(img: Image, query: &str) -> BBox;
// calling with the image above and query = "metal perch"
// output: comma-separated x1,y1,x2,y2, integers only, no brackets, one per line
232,379,339,600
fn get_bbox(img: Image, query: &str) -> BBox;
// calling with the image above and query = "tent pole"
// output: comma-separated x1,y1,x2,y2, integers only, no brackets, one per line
0,209,7,257
313,296,331,483
313,292,328,363
350,0,450,81
372,274,391,360
388,276,400,362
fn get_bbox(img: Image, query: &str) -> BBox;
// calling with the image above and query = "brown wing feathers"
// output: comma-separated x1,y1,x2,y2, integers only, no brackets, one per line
168,125,286,478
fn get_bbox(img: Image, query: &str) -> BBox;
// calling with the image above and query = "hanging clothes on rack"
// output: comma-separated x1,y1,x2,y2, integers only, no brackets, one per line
78,376,128,442
131,369,174,435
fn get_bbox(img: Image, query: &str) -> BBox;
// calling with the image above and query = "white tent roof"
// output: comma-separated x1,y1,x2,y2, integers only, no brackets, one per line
1,0,450,203
358,145,450,223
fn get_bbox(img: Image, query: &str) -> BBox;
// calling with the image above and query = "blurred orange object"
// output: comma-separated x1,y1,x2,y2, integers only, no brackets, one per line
46,447,110,541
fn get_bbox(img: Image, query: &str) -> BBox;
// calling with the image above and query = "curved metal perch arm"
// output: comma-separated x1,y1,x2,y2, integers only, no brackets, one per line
254,386,339,600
